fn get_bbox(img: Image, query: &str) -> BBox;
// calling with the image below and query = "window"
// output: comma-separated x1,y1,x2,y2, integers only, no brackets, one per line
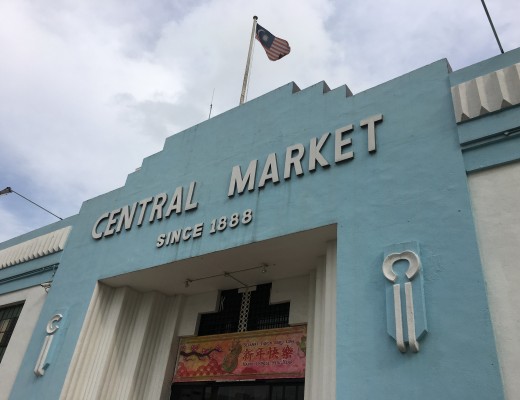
247,284,290,331
0,303,24,363
198,288,243,336
198,283,290,336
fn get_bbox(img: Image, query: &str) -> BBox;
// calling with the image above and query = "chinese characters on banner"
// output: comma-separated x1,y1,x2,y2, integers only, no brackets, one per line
173,325,307,382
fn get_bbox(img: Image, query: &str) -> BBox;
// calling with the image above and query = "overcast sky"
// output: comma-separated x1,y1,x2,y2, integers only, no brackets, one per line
1,0,519,243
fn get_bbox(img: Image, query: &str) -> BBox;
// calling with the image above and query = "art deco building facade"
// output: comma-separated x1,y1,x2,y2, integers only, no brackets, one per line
1,47,520,400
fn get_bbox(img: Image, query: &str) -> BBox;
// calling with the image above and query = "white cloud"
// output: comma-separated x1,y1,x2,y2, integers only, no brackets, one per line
0,0,519,242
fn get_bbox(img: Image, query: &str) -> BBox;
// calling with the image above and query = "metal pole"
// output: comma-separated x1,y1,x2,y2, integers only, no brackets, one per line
208,88,215,119
239,16,258,105
480,0,504,54
0,187,63,220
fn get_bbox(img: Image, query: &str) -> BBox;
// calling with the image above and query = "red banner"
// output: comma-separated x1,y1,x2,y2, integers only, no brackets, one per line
173,325,307,382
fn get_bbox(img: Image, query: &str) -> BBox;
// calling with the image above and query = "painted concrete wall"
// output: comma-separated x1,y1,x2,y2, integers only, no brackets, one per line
305,242,336,400
8,49,518,399
468,161,520,400
59,284,183,400
270,275,309,325
449,48,520,174
178,290,218,337
0,285,47,400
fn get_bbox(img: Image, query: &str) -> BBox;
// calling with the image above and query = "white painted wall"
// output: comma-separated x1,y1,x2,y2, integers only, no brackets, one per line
305,241,336,400
177,290,219,337
0,285,47,400
271,275,309,325
468,161,520,400
60,284,183,400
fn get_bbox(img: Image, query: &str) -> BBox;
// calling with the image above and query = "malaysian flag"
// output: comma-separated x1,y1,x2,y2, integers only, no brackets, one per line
255,24,291,61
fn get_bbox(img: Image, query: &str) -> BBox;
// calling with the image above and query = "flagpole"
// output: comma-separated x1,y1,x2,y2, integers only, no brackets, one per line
208,88,215,119
239,16,258,105
480,0,504,54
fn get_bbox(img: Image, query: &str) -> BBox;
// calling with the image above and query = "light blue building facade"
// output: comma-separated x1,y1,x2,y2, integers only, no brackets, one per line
1,47,520,399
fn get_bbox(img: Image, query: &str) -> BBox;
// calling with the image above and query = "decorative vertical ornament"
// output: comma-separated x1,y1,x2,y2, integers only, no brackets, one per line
34,311,67,376
238,288,252,332
382,242,427,353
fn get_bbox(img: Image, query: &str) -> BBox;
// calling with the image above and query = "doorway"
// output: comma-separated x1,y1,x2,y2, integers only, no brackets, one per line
171,379,304,400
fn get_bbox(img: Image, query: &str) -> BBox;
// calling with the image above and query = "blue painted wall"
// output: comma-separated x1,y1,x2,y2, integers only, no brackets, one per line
9,53,511,399
451,47,520,173
0,217,75,298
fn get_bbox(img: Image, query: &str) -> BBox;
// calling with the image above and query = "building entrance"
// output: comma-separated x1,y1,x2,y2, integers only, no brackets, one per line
171,284,305,399
171,379,304,400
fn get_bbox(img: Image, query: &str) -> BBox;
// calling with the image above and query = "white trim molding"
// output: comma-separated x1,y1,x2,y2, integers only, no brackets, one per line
451,62,520,123
0,227,71,269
